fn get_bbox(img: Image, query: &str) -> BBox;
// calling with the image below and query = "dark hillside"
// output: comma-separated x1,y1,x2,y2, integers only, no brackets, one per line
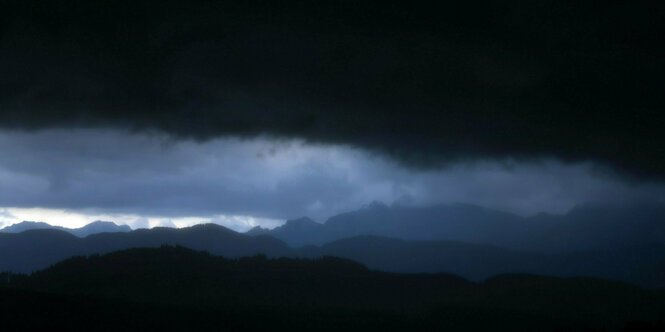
3,246,665,331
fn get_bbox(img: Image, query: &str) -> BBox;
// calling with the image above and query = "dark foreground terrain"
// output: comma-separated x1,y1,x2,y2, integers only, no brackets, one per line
1,246,664,331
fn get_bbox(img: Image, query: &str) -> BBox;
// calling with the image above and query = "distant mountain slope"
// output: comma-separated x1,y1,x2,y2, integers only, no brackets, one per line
1,223,664,288
524,203,665,252
0,221,60,233
3,246,665,331
311,236,538,280
248,217,326,247
0,220,131,237
69,221,132,237
304,236,665,289
248,202,536,248
0,224,290,273
324,202,533,246
0,229,81,273
247,202,665,253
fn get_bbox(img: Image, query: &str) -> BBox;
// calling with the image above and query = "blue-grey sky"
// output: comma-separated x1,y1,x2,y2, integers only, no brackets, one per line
1,129,663,231
1,2,663,230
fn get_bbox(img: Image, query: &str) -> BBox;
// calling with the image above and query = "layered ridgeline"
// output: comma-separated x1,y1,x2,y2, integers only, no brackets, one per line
1,221,131,237
0,224,289,274
247,202,665,252
247,202,532,247
1,203,665,288
2,246,665,331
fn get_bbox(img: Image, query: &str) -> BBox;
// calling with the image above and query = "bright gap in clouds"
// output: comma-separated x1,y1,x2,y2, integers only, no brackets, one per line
0,129,663,231
0,207,283,232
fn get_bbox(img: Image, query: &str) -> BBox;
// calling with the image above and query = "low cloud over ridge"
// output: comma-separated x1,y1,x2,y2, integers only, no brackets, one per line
0,129,663,227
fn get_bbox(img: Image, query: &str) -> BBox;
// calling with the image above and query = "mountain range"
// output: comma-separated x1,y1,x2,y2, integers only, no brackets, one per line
250,201,535,248
1,203,664,288
0,224,288,273
248,201,665,252
0,220,131,237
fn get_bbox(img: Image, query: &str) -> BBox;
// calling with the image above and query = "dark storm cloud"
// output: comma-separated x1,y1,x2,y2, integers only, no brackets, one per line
1,1,663,177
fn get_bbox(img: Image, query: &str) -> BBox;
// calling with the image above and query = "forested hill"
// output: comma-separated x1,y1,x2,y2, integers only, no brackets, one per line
2,246,665,331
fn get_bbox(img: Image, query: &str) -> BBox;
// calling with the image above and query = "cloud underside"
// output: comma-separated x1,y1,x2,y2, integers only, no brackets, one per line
0,1,663,178
0,129,663,225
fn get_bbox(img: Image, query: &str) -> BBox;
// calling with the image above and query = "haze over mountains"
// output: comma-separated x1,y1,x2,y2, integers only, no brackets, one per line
1,203,664,288
248,201,665,253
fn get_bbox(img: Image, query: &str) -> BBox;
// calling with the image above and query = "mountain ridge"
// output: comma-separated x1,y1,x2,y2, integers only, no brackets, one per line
1,203,664,287
248,202,665,253
1,222,665,288
0,220,131,237
0,223,291,274
3,245,665,331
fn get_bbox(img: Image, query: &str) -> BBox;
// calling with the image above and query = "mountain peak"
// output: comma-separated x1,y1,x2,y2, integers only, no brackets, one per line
1,221,57,233
86,220,115,226
15,221,50,226
1,220,132,237
79,220,128,229
186,223,239,235
71,221,132,237
246,226,270,236
283,217,319,228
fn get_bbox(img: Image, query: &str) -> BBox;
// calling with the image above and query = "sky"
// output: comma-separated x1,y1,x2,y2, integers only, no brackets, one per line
0,1,663,231
1,128,663,231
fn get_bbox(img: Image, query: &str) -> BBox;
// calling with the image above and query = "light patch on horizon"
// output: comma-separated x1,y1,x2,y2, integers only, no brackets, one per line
0,208,16,227
0,128,663,229
0,207,283,232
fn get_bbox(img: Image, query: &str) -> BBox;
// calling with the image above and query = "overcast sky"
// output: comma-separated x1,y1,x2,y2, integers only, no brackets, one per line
1,128,663,231
0,2,663,231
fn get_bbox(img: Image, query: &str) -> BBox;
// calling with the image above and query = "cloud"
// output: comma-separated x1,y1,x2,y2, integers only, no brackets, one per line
131,217,151,230
157,219,177,228
0,1,663,178
209,215,282,231
0,209,17,229
131,218,179,229
0,208,274,232
0,209,16,220
0,129,663,225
